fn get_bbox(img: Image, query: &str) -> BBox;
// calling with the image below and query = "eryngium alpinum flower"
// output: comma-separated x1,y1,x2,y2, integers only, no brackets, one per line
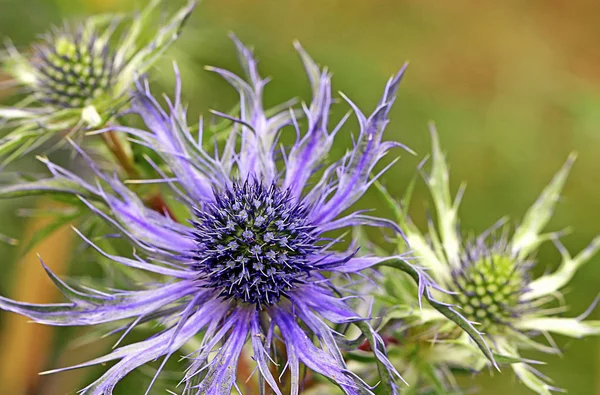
0,38,411,394
379,126,600,394
0,0,194,161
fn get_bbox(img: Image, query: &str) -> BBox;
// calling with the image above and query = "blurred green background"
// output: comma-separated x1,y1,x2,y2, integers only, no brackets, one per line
1,0,599,394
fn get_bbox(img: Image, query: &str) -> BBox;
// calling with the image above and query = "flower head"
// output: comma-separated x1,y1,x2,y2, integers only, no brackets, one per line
451,235,530,333
0,0,195,161
378,125,600,394
0,36,411,394
192,179,320,306
30,26,117,109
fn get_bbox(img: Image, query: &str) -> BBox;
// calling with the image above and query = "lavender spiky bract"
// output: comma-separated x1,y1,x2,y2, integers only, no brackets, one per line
0,36,412,394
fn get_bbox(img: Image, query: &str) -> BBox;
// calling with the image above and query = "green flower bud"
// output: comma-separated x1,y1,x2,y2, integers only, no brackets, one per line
33,32,114,108
452,248,526,333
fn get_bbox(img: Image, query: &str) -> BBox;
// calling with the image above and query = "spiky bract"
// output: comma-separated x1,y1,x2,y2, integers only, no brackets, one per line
377,126,600,394
0,36,413,395
0,0,195,163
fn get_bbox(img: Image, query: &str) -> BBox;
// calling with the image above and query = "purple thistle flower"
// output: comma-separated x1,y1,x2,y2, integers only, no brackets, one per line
0,36,411,394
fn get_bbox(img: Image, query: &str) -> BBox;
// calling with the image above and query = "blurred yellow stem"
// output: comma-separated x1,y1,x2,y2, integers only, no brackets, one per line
0,199,75,395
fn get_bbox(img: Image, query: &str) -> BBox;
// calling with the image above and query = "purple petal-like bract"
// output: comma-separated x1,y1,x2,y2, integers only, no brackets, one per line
0,36,413,394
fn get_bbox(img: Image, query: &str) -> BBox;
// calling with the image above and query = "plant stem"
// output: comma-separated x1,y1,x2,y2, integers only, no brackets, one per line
101,130,138,178
145,193,178,222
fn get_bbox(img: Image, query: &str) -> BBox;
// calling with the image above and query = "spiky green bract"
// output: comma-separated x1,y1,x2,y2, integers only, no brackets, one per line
0,0,195,164
376,124,600,394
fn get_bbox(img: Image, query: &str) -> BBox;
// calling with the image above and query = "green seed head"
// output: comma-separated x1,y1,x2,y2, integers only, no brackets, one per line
452,252,525,333
33,32,114,108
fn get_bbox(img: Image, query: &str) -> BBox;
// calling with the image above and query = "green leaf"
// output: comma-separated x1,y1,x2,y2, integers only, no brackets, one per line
0,177,91,199
374,181,408,228
493,353,544,365
512,363,554,395
426,124,461,265
115,0,197,95
0,109,81,165
515,316,600,338
512,153,576,258
420,362,450,395
374,182,451,283
524,236,600,300
0,126,43,165
495,339,555,394
112,0,160,66
399,173,417,214
424,336,489,371
0,107,37,119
